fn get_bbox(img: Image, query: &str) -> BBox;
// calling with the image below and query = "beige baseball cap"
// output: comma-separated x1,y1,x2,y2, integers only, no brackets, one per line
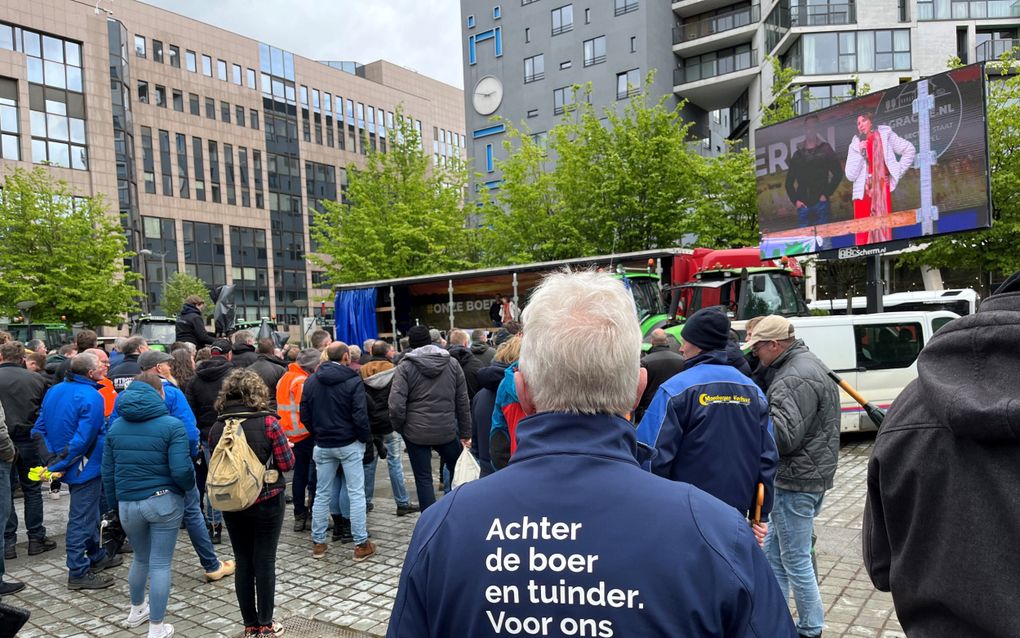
744,315,795,348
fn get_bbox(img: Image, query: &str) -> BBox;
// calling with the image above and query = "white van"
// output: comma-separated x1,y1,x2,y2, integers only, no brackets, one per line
785,311,958,432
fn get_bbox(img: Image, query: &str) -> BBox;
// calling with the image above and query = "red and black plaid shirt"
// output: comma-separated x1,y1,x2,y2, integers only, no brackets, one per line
259,415,295,503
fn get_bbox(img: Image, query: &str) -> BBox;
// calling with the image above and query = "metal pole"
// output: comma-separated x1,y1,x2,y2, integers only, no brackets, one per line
866,255,884,313
140,253,150,314
448,279,455,331
512,272,519,310
389,286,397,350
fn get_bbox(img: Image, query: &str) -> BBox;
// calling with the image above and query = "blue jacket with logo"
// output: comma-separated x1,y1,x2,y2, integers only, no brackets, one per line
387,411,795,637
635,350,778,522
111,377,199,459
32,374,106,485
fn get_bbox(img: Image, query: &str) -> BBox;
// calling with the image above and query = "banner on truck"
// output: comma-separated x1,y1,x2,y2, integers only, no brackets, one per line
755,63,991,259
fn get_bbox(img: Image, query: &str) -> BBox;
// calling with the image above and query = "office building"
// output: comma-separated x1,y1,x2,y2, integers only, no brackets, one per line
0,0,465,324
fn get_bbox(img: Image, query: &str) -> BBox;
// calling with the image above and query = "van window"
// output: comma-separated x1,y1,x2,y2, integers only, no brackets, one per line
932,316,954,333
854,322,923,370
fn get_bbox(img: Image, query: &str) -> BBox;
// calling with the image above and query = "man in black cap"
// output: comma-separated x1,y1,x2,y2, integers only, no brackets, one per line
636,308,778,547
863,272,1020,637
388,325,470,511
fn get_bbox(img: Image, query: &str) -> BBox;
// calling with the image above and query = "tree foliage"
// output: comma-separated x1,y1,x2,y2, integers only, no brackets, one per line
0,167,139,326
309,109,475,286
479,78,759,265
900,53,1020,274
161,272,213,318
761,57,799,127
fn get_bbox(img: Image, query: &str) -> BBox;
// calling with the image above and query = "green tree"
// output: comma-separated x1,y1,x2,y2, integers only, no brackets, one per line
0,167,139,326
480,77,758,264
900,53,1020,275
309,109,475,286
161,272,213,318
761,56,799,126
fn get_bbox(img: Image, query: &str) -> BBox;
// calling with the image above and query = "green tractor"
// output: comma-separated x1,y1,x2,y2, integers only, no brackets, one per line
4,323,73,351
131,315,178,352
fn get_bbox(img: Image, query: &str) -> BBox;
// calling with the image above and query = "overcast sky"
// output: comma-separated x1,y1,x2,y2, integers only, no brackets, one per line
140,0,465,89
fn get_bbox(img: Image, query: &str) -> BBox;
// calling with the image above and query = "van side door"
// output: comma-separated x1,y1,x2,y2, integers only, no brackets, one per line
852,319,925,431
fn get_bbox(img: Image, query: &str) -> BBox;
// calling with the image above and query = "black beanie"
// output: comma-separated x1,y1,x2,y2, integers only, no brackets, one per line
681,307,730,352
408,325,431,349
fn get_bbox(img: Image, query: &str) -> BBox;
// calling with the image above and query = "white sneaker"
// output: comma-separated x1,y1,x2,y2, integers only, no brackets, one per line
148,623,174,638
126,603,149,627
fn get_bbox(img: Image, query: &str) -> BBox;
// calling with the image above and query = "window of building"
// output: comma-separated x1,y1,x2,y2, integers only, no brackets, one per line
0,79,19,160
238,147,251,207
524,54,545,82
217,59,227,81
305,160,337,251
253,150,264,209
186,50,197,72
182,221,226,289
250,109,259,130
205,96,215,120
527,108,539,118
140,216,179,312
585,7,591,22
24,31,87,169
616,68,641,99
168,45,180,68
137,80,149,104
584,35,606,66
525,27,531,43
189,92,200,116
134,35,146,58
192,136,205,201
631,36,637,52
172,89,183,112
176,133,189,199
220,101,231,124
201,54,212,76
552,5,574,35
152,84,164,108
246,68,256,89
553,86,574,115
208,139,221,203
236,105,245,127
918,0,1017,19
230,226,270,321
614,0,639,16
141,126,156,193
794,83,854,115
152,40,163,63
230,63,241,85
783,30,910,74
158,129,172,195
224,143,236,205
485,143,494,172
682,44,754,83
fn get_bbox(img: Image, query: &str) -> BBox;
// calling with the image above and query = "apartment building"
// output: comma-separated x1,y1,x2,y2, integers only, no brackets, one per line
462,0,1017,167
0,0,465,324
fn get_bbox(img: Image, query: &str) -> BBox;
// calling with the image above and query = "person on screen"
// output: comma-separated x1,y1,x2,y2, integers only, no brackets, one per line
845,111,916,246
785,114,842,229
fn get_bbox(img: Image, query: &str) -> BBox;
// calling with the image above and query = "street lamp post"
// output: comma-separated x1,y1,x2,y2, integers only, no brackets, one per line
292,298,308,347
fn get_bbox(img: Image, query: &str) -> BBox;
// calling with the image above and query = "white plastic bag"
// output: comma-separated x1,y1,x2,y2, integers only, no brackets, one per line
452,446,480,488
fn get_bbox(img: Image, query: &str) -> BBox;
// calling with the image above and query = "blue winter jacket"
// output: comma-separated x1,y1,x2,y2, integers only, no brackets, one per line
110,377,199,458
32,374,106,485
635,350,778,522
388,411,796,637
102,382,195,510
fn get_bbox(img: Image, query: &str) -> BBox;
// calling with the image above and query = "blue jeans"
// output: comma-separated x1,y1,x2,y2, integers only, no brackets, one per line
797,200,831,228
183,485,220,572
120,492,184,624
311,443,367,544
202,447,223,525
0,460,11,581
765,488,825,637
362,432,410,508
66,477,107,578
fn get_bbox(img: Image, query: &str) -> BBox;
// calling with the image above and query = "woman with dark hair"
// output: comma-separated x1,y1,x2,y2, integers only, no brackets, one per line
103,372,194,638
209,369,294,638
169,349,196,394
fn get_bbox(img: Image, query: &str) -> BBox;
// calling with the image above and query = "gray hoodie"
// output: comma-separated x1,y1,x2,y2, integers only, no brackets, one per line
388,345,471,446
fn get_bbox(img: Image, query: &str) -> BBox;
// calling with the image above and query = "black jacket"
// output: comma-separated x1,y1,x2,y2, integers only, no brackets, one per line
448,345,483,399
470,342,495,366
470,361,508,477
389,345,471,446
300,361,370,449
249,353,287,404
488,301,501,323
0,362,48,442
784,138,841,207
724,340,754,378
637,345,686,422
231,343,258,367
175,304,215,347
108,354,142,393
185,356,235,441
45,354,71,385
864,293,1020,637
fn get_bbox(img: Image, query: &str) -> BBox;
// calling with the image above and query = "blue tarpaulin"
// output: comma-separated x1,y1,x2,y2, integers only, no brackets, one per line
334,288,378,346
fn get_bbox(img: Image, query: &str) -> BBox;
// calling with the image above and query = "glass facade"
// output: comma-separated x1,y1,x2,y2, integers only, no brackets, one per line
783,30,910,74
794,82,855,114
305,161,336,252
182,220,226,290
230,226,270,321
0,78,20,160
141,216,179,314
918,0,1020,19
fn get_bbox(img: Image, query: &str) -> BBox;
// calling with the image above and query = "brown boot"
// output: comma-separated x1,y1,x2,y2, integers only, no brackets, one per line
353,540,376,562
312,542,328,559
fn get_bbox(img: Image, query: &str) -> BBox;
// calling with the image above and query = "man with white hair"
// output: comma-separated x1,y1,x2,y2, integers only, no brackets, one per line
387,271,796,637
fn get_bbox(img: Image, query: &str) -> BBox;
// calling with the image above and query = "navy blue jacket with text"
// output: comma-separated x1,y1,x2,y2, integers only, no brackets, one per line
386,411,796,637
635,350,778,522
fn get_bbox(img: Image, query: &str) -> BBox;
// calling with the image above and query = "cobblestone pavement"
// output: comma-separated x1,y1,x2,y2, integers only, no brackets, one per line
3,434,901,637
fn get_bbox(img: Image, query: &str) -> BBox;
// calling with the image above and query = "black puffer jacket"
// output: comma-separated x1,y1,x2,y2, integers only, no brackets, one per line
300,361,370,449
0,363,48,442
448,345,483,399
637,345,685,422
765,340,840,493
175,304,215,347
864,292,1020,637
470,361,508,477
231,343,258,367
471,342,495,367
389,345,470,446
108,354,142,393
185,356,235,441
248,353,287,403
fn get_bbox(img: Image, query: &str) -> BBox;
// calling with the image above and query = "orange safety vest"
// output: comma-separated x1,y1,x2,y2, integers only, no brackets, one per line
276,363,310,443
98,377,117,418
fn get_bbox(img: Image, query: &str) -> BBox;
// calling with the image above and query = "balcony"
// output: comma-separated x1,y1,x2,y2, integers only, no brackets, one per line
674,5,760,56
674,47,759,111
791,1,855,26
615,1,639,16
673,0,748,18
977,38,1019,62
